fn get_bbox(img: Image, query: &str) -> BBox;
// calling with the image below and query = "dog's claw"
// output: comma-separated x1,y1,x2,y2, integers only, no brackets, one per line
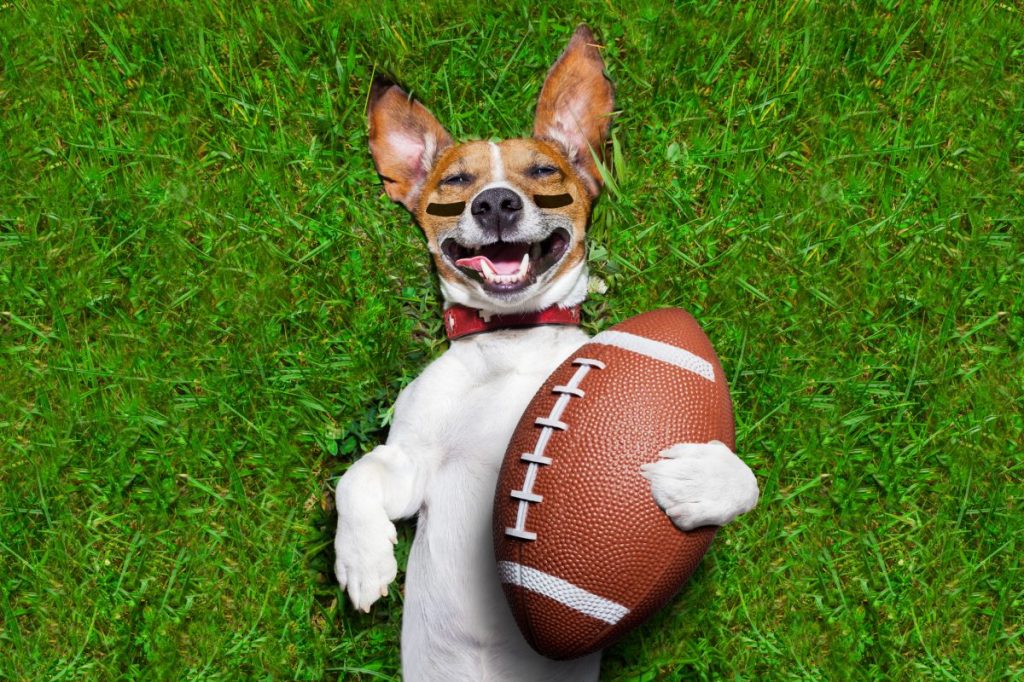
334,505,400,613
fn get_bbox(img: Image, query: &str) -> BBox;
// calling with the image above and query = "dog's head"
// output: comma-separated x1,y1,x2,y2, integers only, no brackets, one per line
367,25,614,315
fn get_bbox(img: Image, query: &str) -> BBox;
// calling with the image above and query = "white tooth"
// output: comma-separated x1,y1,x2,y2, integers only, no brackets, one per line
518,252,530,277
481,260,496,280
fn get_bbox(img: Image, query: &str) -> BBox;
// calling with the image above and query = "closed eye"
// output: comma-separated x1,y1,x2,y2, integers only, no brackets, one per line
442,172,473,186
527,164,559,179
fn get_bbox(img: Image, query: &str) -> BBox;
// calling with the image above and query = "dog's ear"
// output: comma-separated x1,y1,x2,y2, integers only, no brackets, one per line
533,25,615,198
368,77,453,211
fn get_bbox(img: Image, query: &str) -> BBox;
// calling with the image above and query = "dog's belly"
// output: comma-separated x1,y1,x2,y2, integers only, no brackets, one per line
407,366,542,635
401,327,598,679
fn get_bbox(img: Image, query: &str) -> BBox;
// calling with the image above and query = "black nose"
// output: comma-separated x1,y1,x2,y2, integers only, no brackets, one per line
471,187,523,238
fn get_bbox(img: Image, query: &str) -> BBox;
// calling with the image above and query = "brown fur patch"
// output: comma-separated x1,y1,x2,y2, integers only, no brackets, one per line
411,137,592,284
415,140,493,241
533,25,615,197
367,79,453,211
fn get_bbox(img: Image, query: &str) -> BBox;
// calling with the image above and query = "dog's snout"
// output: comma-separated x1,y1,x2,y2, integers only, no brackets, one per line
471,187,523,237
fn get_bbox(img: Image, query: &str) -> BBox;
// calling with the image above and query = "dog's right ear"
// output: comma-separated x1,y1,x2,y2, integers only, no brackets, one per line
368,77,453,212
533,25,614,199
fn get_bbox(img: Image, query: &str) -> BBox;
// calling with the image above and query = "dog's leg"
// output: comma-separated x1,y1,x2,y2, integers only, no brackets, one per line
640,441,759,530
335,441,433,612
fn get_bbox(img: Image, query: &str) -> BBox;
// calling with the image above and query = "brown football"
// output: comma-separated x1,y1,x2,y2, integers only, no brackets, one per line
492,308,734,660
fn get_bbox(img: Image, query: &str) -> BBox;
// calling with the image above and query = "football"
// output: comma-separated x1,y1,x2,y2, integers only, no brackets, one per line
492,308,735,659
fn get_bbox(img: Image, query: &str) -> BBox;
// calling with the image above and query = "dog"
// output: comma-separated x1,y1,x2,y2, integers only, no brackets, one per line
334,25,760,681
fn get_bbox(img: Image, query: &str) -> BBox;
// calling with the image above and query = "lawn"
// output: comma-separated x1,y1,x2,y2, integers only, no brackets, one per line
1,0,1022,679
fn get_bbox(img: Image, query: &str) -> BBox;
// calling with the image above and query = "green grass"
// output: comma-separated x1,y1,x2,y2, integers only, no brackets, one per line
1,0,1022,679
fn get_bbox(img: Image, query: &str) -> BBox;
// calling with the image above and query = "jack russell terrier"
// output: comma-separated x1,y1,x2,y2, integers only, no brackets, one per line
334,25,759,681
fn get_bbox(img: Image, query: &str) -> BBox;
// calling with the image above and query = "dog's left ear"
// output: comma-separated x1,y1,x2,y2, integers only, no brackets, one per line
368,77,453,212
534,25,615,198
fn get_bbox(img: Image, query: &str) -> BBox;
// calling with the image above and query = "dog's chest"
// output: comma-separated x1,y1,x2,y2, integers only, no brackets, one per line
406,326,589,629
433,327,587,472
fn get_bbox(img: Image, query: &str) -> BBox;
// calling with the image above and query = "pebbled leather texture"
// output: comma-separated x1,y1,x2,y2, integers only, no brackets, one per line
493,308,734,659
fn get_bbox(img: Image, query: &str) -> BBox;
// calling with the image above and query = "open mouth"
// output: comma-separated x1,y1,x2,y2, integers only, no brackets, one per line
441,228,571,293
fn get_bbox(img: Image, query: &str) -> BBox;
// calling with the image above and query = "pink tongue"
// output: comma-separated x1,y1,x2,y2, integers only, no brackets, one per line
455,245,524,275
455,255,494,272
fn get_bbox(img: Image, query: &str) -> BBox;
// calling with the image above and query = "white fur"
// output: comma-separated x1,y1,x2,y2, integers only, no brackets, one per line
336,325,602,680
489,142,505,181
641,441,760,529
334,265,760,680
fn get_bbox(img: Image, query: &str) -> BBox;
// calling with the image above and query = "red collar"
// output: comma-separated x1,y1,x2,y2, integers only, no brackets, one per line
444,304,581,340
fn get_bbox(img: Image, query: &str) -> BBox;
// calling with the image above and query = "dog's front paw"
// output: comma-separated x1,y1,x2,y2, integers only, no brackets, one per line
334,509,398,613
640,441,759,531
